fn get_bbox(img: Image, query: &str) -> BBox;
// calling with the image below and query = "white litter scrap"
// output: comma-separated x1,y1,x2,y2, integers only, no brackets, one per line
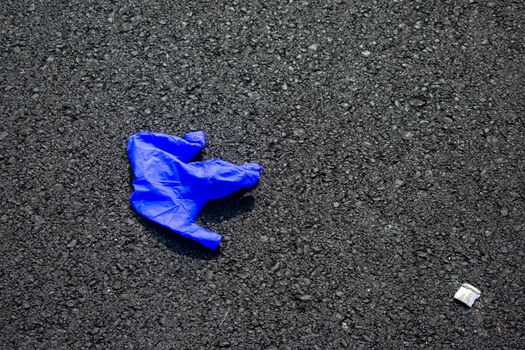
454,283,481,307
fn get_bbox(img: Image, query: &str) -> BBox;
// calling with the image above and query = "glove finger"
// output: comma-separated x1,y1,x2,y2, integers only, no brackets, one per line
183,131,206,149
128,131,206,164
184,223,222,251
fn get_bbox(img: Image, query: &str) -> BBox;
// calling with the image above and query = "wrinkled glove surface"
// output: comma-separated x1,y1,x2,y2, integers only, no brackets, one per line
127,131,262,250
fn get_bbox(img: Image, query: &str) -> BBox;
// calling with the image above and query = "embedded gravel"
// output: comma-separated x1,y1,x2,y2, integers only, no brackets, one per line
1,1,524,349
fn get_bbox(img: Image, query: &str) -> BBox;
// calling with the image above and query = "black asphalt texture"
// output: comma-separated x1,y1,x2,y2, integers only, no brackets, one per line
1,1,524,349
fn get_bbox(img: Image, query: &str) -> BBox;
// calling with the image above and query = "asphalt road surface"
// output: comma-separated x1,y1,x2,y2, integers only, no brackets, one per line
1,1,524,349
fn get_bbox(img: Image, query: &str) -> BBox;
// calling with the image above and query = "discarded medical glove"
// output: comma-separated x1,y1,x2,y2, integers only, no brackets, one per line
127,131,262,250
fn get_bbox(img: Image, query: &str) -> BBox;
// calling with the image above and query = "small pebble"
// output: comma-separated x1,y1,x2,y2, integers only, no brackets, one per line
247,91,261,99
409,98,426,107
394,179,405,188
443,116,454,124
269,262,280,274
293,128,305,137
402,131,414,140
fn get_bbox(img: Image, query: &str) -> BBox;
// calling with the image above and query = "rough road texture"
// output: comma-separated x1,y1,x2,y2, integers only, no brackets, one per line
1,1,524,349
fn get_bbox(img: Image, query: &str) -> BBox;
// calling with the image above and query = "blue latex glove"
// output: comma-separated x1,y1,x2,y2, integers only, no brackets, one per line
127,131,262,250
